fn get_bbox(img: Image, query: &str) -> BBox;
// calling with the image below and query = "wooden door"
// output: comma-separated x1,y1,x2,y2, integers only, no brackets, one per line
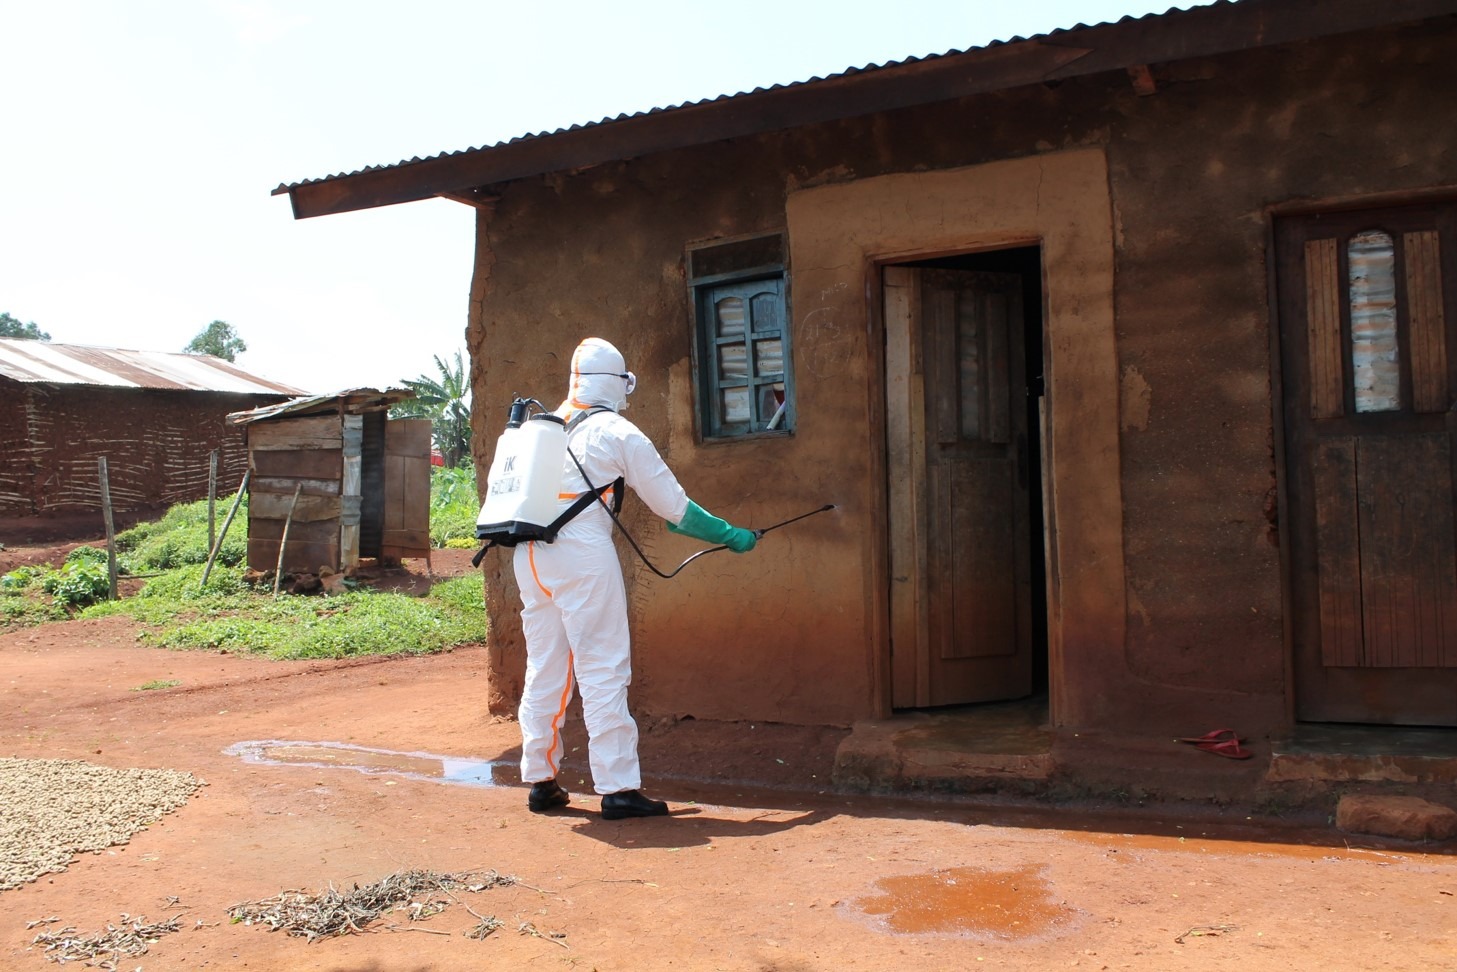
1277,201,1457,725
886,267,1034,707
380,419,432,561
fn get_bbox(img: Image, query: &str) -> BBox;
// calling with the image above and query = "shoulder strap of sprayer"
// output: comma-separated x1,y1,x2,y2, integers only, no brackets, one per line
554,407,624,530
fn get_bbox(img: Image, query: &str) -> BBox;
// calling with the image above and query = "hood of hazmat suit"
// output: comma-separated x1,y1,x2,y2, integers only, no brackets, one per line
561,336,636,417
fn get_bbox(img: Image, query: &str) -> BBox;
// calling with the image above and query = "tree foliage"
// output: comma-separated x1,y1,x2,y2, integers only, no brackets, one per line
184,320,247,361
391,351,471,467
0,312,50,341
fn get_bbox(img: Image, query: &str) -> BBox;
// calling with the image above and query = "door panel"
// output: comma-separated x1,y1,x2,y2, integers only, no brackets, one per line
887,267,1032,707
1356,434,1457,667
944,456,1018,660
381,419,432,560
1278,201,1457,725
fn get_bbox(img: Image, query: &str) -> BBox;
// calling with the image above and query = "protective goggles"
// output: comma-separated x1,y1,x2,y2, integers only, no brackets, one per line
576,371,637,395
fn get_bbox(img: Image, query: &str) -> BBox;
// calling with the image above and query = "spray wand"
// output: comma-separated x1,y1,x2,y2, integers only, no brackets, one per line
640,503,837,579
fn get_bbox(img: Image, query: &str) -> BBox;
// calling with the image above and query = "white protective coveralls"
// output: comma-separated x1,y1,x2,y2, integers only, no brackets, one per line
513,338,690,795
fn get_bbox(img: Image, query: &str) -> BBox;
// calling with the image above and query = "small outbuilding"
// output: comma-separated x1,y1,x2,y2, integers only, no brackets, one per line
0,339,302,522
227,390,432,574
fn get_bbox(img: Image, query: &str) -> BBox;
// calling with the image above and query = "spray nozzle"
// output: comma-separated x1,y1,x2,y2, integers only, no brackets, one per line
505,397,550,429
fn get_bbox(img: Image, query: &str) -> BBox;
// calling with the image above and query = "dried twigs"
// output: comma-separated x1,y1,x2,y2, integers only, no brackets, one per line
227,869,519,943
1175,923,1240,944
465,915,505,940
518,921,570,948
32,913,183,966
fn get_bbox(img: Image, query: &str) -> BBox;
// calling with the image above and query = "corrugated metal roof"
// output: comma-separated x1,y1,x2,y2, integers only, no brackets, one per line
0,339,308,396
274,0,1457,219
227,387,415,426
269,2,1220,195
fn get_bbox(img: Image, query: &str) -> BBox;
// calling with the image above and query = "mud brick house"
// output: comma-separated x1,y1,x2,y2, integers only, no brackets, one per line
273,0,1457,771
228,390,431,574
0,339,302,521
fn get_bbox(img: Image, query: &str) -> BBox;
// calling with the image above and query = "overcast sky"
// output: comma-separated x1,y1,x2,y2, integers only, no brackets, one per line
1,0,1215,395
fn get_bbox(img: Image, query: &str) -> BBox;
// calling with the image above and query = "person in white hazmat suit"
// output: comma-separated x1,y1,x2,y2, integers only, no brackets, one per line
517,337,757,820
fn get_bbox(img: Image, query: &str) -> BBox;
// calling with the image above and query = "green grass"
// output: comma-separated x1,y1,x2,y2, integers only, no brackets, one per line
8,495,491,657
133,679,181,691
0,590,68,628
85,573,486,660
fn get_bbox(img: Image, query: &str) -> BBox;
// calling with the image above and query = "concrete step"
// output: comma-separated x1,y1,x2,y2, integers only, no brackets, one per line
833,706,1055,793
833,706,1457,813
1267,724,1457,785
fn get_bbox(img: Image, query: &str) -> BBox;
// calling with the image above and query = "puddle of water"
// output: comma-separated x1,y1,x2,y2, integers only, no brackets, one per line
854,866,1069,938
225,740,514,788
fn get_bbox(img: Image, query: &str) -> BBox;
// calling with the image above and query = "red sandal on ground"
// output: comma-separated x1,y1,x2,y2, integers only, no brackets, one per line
1175,728,1241,745
1174,728,1253,759
1194,738,1253,759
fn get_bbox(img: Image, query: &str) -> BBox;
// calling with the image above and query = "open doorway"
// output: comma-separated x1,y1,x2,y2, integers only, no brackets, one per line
883,245,1049,710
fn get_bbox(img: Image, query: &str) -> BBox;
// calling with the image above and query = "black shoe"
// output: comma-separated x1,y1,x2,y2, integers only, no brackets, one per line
600,789,669,820
527,779,570,812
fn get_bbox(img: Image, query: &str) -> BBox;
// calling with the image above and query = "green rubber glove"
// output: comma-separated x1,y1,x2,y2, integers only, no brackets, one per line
667,500,757,553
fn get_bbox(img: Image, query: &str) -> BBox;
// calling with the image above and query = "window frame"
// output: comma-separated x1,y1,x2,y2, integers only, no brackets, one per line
686,233,795,442
1290,203,1455,421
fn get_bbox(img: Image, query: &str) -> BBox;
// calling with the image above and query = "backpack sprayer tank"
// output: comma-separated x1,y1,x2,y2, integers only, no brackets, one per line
476,398,569,547
472,396,838,569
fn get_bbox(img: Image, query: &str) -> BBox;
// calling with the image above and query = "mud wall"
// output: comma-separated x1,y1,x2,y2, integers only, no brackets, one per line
0,384,279,519
0,382,30,517
1105,22,1456,735
470,19,1457,733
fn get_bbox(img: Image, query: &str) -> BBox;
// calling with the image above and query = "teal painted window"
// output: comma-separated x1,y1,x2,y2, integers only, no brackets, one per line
688,235,794,439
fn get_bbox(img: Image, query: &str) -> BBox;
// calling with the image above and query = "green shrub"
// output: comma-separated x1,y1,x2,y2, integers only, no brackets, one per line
1,565,46,591
39,561,109,607
118,497,248,571
64,545,110,567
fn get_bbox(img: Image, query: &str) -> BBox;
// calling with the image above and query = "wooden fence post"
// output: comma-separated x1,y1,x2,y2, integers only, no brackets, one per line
273,483,304,597
97,456,118,601
207,450,219,557
201,469,249,588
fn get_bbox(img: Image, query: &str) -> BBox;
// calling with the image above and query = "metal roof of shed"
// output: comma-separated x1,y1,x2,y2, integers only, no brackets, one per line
0,339,307,396
273,0,1457,220
227,387,415,426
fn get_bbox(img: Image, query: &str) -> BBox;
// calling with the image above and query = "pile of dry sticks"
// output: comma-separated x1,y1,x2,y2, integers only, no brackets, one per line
226,868,519,942
31,913,183,967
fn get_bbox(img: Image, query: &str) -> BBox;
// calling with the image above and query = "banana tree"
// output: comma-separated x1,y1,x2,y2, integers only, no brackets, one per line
392,351,471,467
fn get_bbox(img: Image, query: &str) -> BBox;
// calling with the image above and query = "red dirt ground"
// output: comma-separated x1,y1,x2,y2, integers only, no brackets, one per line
2,545,1455,971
